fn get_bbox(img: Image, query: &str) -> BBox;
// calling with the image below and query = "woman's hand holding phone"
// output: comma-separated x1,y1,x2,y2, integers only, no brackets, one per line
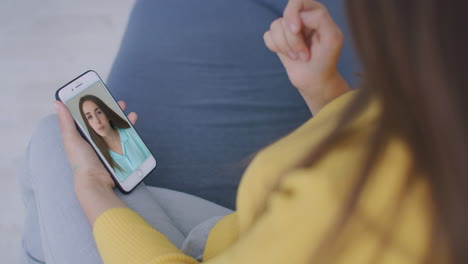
53,99,137,225
54,100,137,190
263,0,351,114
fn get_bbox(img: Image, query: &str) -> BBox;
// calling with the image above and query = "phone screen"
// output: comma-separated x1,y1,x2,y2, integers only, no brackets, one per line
63,79,152,183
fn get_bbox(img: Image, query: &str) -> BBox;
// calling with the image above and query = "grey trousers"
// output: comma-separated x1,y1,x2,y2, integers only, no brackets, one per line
18,115,233,263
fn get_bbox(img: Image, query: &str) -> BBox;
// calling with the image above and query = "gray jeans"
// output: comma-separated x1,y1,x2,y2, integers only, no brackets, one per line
18,115,233,263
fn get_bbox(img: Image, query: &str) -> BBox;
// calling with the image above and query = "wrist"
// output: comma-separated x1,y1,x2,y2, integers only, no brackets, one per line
299,73,351,115
74,177,126,226
74,176,113,199
74,170,114,192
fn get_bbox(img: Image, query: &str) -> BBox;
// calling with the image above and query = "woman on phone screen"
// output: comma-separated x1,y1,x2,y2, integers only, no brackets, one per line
79,95,150,181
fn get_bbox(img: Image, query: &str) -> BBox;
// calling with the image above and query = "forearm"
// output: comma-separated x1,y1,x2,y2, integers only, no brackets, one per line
75,181,127,226
300,74,351,115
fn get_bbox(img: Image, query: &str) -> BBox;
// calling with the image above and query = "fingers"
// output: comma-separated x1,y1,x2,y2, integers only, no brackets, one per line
264,0,328,61
117,100,137,125
53,101,81,143
269,19,291,57
127,112,138,126
265,1,342,61
282,19,309,61
263,30,278,53
264,18,309,61
117,100,126,111
300,9,343,45
283,0,303,33
283,0,324,33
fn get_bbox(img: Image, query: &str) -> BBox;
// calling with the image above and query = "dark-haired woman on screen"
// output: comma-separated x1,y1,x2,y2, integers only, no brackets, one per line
79,95,150,181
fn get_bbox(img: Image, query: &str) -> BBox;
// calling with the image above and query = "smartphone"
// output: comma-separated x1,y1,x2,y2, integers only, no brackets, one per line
55,70,156,193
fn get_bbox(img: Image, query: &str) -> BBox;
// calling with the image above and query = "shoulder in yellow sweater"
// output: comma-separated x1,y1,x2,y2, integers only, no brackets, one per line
208,90,434,263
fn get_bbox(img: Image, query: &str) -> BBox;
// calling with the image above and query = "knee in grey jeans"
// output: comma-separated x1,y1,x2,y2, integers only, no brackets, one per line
19,115,232,263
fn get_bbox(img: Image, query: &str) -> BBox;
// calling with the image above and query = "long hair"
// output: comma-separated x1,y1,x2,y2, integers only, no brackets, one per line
256,0,468,263
79,95,130,172
343,1,468,262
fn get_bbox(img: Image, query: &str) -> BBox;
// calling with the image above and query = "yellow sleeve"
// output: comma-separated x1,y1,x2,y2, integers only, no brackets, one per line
92,173,340,264
93,208,198,264
92,171,338,264
93,173,422,264
203,213,239,261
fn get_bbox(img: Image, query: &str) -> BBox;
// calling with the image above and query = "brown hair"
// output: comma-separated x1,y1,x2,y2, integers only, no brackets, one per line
79,95,130,172
257,0,468,263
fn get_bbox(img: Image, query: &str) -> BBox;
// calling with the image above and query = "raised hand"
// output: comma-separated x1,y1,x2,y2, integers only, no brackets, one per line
264,0,350,114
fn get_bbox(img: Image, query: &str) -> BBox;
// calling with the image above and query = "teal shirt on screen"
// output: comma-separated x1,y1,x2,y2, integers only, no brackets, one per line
109,128,151,182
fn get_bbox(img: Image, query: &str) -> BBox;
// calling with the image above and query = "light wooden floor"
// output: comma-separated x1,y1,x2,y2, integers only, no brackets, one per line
0,0,135,262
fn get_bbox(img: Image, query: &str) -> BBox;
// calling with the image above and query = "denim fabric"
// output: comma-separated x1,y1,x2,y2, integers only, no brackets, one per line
19,115,232,264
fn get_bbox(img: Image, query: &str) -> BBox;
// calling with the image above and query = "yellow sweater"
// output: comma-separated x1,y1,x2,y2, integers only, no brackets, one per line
93,91,434,263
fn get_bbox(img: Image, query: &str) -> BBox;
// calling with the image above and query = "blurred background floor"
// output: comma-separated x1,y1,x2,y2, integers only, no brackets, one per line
0,0,135,262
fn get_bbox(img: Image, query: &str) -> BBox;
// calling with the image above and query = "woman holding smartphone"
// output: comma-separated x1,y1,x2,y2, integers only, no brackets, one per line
79,95,151,181
22,0,467,263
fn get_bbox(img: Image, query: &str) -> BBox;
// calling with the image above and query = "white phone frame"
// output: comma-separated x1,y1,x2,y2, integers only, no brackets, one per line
57,70,156,193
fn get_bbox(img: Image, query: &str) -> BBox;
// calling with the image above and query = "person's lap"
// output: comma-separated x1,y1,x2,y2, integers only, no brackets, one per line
18,115,232,263
106,0,357,209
